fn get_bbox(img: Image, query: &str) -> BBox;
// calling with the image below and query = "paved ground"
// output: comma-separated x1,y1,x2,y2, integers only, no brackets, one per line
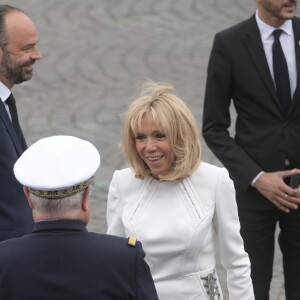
9,0,295,298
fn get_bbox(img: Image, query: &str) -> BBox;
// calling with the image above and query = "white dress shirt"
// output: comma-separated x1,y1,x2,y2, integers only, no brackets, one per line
252,12,296,184
0,81,12,119
256,10,296,98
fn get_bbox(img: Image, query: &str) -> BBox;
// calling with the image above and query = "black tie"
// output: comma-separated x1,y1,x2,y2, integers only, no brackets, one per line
5,93,26,149
272,29,291,115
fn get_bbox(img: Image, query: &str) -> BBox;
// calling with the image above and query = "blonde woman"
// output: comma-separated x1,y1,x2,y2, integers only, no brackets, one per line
106,81,254,300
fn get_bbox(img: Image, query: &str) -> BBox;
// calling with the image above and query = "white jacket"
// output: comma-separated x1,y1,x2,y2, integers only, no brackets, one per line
107,162,254,300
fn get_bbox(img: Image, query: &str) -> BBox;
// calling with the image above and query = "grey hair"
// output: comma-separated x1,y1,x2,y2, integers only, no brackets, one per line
30,190,86,220
0,5,25,49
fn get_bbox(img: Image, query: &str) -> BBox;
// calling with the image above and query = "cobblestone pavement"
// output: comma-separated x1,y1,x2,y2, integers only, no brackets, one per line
10,0,296,298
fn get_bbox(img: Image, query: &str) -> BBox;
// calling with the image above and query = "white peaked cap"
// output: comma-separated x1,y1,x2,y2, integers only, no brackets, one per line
14,135,100,199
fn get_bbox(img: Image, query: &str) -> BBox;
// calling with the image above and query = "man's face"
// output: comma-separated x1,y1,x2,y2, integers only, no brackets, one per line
0,47,35,85
258,0,297,26
0,11,42,88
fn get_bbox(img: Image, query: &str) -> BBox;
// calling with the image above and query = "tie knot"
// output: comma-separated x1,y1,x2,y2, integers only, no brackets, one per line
5,93,16,106
273,29,283,41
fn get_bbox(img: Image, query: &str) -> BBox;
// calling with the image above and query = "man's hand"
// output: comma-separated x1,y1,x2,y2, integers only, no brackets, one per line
253,169,300,213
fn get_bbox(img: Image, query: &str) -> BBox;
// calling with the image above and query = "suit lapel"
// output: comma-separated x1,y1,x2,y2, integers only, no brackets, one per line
0,100,23,156
243,15,282,113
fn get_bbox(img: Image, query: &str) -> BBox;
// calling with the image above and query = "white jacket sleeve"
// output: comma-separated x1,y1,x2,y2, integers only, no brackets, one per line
106,170,126,237
213,168,255,300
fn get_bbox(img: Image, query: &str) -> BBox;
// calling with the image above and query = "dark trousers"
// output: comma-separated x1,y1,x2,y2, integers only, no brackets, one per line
238,208,300,300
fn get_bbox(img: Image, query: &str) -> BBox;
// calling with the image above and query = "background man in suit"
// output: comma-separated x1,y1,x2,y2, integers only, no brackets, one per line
0,5,41,241
0,135,158,300
202,0,300,299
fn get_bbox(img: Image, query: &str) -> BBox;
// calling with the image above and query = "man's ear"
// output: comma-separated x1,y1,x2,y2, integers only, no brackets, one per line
0,47,3,61
81,186,90,212
23,186,34,209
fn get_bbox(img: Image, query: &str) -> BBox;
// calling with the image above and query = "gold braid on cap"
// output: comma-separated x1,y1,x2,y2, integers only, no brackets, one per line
29,177,94,199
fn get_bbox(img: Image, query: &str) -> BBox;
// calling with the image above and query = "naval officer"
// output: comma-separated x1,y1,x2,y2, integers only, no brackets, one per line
0,135,158,300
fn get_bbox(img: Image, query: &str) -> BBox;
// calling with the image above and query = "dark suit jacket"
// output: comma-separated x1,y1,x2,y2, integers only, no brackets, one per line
0,220,159,300
202,15,300,210
0,100,33,241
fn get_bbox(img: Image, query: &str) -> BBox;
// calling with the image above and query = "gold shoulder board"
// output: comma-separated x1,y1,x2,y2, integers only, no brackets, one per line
128,236,137,247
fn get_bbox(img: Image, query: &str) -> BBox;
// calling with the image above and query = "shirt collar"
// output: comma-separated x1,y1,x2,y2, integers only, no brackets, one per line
0,81,11,103
255,10,293,40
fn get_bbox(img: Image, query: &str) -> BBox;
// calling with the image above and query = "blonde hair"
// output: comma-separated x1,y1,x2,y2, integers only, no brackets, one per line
122,81,201,181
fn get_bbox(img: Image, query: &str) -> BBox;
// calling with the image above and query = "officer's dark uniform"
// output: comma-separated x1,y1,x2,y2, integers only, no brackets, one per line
0,220,159,300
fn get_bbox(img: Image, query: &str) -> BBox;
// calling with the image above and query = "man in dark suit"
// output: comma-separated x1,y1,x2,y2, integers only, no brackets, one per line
0,5,42,241
202,0,300,299
0,135,159,300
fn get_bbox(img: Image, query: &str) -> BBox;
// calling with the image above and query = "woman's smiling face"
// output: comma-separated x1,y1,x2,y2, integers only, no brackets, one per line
135,114,173,179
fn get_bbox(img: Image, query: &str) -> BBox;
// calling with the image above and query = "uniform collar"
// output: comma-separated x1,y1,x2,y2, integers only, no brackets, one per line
32,219,88,233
